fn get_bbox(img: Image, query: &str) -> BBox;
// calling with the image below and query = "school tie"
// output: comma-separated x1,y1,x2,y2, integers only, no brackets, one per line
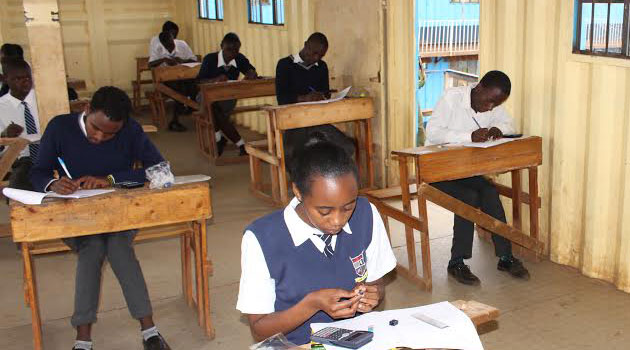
22,101,39,160
315,233,335,258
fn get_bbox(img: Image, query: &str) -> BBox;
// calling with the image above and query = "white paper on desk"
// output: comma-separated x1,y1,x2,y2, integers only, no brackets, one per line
455,137,522,148
311,301,483,350
181,62,201,68
2,187,114,205
173,174,211,185
294,86,352,106
20,134,41,143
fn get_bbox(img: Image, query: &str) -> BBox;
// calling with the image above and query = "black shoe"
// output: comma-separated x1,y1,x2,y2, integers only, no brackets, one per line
216,137,228,156
498,257,530,280
143,333,171,350
168,121,187,132
239,145,247,156
447,262,481,285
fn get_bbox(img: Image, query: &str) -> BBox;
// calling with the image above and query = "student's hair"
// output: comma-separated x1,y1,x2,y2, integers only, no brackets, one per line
221,32,241,46
2,58,31,76
0,43,24,59
162,21,179,33
290,134,359,197
306,32,328,47
159,31,173,45
90,86,132,122
479,70,511,96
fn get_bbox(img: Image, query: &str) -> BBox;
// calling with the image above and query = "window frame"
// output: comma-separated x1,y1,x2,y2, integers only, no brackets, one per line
198,0,223,21
573,0,630,59
247,0,285,26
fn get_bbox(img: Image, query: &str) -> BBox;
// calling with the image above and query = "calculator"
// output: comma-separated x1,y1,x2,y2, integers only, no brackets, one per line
311,327,373,349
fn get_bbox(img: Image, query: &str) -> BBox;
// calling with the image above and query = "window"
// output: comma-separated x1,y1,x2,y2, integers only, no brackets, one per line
248,0,285,26
450,0,479,3
573,0,629,58
199,0,223,21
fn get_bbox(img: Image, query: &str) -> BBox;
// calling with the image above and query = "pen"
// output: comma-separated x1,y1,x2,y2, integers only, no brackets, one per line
308,86,317,93
57,157,73,179
472,116,482,129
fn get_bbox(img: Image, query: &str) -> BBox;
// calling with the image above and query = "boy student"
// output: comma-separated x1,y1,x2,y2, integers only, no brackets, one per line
197,32,258,157
148,31,198,132
0,59,39,190
30,87,171,350
425,70,530,285
0,43,25,97
149,21,180,56
237,136,397,345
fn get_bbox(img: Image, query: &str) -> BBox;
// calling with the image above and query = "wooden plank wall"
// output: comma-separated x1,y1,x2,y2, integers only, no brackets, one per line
481,0,630,293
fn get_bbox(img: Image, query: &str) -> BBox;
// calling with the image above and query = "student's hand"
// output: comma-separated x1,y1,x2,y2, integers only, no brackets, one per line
471,128,490,142
50,177,80,195
213,75,229,83
298,92,326,102
2,123,24,138
307,288,361,319
165,57,179,66
353,284,382,313
487,127,503,140
244,70,259,80
76,176,110,189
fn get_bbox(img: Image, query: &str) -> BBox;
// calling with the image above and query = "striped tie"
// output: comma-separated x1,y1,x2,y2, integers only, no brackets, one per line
316,233,335,258
22,101,39,160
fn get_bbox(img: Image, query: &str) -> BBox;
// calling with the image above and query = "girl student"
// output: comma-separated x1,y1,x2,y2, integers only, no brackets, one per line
236,135,397,344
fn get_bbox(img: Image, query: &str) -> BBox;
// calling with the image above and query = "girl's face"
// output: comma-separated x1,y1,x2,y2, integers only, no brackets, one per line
294,173,359,235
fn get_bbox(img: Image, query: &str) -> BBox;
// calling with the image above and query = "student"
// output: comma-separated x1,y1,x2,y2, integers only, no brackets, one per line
149,31,198,132
0,43,25,97
0,59,39,191
149,20,180,57
197,32,258,156
30,87,171,350
425,70,529,285
237,137,397,345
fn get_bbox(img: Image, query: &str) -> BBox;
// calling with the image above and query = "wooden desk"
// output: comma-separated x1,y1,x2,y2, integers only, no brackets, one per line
255,98,375,205
368,137,544,291
197,78,275,164
11,182,214,349
150,64,201,129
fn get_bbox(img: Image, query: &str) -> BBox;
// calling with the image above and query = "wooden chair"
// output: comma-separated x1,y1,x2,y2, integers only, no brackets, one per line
150,64,202,129
132,57,151,111
196,78,276,165
247,98,375,205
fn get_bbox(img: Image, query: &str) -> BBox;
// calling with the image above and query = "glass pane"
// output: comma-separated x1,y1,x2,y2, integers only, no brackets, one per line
217,0,224,20
200,0,207,18
207,0,217,19
607,3,624,54
276,0,285,24
580,2,593,51
592,3,609,53
250,0,260,22
261,1,274,24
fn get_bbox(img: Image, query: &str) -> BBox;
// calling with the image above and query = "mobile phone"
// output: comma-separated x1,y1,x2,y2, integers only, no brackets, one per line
311,327,373,349
114,181,144,189
503,133,523,138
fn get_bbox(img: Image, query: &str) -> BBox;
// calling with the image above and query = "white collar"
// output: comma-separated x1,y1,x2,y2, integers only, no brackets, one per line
283,197,352,248
292,52,319,69
78,112,87,137
217,50,237,68
4,89,35,109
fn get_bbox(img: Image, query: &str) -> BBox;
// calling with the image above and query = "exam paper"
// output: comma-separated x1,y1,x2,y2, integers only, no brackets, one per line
2,188,114,205
173,174,211,185
181,62,201,68
311,301,483,350
455,137,522,148
294,86,352,106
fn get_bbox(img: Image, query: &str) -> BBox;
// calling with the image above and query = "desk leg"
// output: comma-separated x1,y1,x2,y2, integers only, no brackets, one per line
365,119,374,189
193,222,204,327
415,162,432,291
22,243,43,350
181,231,193,307
200,219,215,338
398,156,418,276
266,115,280,204
528,167,540,258
354,121,362,183
511,170,523,230
276,127,289,204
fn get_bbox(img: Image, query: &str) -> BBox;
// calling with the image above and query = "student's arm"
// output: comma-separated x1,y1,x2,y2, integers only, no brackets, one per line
174,41,198,64
488,105,517,138
148,57,177,68
29,119,78,193
275,59,296,105
110,122,164,183
237,54,258,80
319,61,330,98
425,94,471,144
197,54,228,84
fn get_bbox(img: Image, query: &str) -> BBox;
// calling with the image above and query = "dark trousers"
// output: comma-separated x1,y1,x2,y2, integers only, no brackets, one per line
9,157,33,191
212,99,241,143
432,176,512,263
165,79,198,122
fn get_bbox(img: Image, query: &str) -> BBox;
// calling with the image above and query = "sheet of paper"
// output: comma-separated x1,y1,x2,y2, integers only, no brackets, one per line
181,62,201,68
173,175,211,185
294,86,352,106
311,301,484,350
2,187,114,205
20,134,41,143
455,137,521,148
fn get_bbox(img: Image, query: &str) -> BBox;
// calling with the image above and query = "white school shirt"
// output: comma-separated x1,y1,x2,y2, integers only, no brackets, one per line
236,197,397,314
148,37,196,65
425,84,516,145
0,89,40,158
217,50,238,69
292,52,319,70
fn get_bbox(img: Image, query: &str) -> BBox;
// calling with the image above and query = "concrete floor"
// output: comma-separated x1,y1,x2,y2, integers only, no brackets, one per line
1,114,630,349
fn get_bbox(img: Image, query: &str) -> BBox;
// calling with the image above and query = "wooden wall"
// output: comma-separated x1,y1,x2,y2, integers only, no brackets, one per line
481,0,630,292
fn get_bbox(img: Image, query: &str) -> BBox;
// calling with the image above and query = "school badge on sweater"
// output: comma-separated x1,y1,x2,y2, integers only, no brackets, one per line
350,250,368,283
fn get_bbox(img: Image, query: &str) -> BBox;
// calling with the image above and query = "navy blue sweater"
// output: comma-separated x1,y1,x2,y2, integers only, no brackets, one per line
197,52,256,81
30,113,164,192
275,55,329,105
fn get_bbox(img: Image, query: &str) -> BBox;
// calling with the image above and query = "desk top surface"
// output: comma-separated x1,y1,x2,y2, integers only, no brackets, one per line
393,136,542,157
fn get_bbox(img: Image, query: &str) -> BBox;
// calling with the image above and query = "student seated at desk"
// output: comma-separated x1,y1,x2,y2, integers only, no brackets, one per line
30,87,171,350
237,137,396,345
425,70,530,285
0,59,40,191
0,43,25,97
197,32,258,156
149,31,198,132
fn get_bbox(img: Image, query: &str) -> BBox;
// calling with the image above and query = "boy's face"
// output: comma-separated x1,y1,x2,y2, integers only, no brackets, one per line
6,67,33,99
295,173,358,235
221,42,241,64
84,110,124,144
160,33,176,53
302,42,328,66
471,85,508,113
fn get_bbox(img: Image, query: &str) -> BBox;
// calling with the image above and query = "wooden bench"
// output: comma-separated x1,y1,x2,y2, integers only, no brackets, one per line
131,57,151,110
